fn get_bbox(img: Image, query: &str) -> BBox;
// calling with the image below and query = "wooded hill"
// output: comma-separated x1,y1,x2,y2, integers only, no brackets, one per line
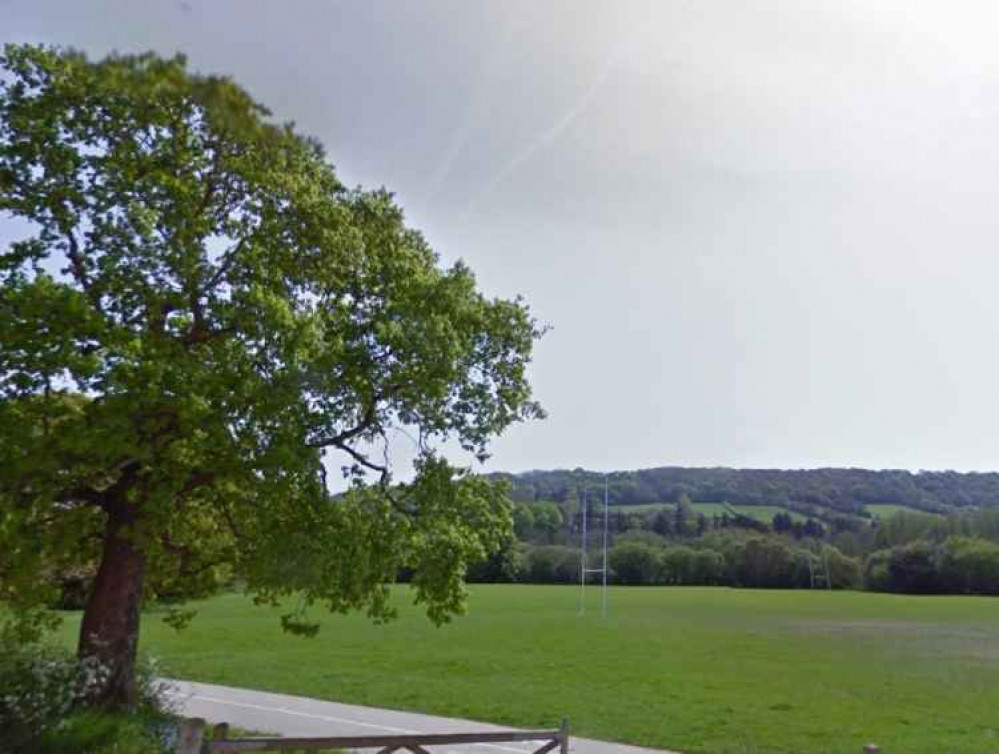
489,467,999,516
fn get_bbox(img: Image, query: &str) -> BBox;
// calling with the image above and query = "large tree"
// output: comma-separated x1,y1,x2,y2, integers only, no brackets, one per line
0,45,543,708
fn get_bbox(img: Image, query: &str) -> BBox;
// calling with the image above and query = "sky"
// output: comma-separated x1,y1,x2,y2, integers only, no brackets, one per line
5,0,999,474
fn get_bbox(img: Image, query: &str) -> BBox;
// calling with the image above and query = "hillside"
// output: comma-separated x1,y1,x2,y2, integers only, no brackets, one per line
489,466,999,517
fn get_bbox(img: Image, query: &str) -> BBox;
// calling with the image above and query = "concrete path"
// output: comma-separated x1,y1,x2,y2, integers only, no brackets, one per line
163,679,680,754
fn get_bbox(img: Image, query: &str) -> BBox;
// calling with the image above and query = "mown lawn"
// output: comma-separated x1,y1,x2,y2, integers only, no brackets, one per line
56,586,999,754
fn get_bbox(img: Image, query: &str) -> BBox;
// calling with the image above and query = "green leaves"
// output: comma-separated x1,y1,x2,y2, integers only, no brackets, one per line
0,44,542,638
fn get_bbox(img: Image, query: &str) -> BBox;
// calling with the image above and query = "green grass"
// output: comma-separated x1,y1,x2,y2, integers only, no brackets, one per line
687,502,806,524
612,502,675,513
55,587,999,754
688,501,726,517
864,504,938,519
612,502,804,524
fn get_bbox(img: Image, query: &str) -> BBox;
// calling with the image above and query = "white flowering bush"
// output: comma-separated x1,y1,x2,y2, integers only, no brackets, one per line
0,643,83,741
0,642,172,752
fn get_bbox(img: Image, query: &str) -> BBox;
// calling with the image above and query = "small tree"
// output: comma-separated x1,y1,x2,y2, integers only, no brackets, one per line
674,493,694,536
0,46,543,707
511,505,536,539
650,509,671,536
609,541,662,585
772,511,793,534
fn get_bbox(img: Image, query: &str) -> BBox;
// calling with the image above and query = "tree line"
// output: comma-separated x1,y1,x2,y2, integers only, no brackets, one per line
490,467,999,515
464,500,999,596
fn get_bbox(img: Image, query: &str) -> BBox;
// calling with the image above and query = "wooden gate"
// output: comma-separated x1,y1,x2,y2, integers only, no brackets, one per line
175,717,570,754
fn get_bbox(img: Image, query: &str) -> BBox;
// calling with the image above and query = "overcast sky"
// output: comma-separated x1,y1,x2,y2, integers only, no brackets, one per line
5,1,999,473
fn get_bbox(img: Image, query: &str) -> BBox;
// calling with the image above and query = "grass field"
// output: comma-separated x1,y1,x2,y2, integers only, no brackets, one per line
611,502,675,513
56,587,999,754
688,503,805,524
611,502,804,524
864,504,938,519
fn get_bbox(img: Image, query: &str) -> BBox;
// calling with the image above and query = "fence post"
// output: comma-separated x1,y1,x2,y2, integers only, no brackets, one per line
863,745,880,754
559,718,570,754
176,717,206,754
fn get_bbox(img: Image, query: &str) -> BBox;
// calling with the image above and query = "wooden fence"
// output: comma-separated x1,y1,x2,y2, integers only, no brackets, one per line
175,718,884,754
175,717,570,754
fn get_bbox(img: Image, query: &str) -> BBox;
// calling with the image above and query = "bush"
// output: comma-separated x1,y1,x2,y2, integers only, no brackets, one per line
729,537,797,588
661,545,696,585
0,643,90,745
467,540,525,583
691,549,726,585
0,641,173,752
524,546,580,583
864,549,893,592
32,712,170,754
609,542,662,585
822,546,863,589
938,537,999,595
615,530,666,548
864,537,999,595
887,540,941,594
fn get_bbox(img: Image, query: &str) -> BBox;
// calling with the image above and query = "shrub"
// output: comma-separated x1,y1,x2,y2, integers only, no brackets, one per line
691,549,726,585
822,546,863,589
609,542,662,585
729,537,797,588
661,545,696,585
467,540,525,583
887,540,941,594
614,530,667,548
864,549,893,592
0,641,173,752
938,536,999,595
32,712,170,754
524,546,580,583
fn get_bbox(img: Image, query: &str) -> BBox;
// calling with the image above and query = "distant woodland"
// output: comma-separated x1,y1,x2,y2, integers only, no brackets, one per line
460,466,999,596
489,466,999,513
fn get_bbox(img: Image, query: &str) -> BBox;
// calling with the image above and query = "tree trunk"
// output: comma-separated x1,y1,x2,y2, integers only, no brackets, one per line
77,497,145,710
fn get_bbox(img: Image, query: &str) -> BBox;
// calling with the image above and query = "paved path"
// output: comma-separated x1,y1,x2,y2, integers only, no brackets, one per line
163,679,680,754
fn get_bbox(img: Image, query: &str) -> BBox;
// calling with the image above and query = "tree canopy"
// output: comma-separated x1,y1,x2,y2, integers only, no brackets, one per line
0,44,543,706
492,466,999,514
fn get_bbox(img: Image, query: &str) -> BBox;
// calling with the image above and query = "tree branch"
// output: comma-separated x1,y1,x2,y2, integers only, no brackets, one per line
181,323,238,346
306,399,379,451
205,238,245,291
218,499,247,545
63,228,103,313
101,459,143,506
332,439,389,479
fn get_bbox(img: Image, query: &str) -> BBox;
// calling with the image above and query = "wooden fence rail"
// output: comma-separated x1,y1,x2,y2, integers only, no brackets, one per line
176,717,570,754
176,717,882,754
